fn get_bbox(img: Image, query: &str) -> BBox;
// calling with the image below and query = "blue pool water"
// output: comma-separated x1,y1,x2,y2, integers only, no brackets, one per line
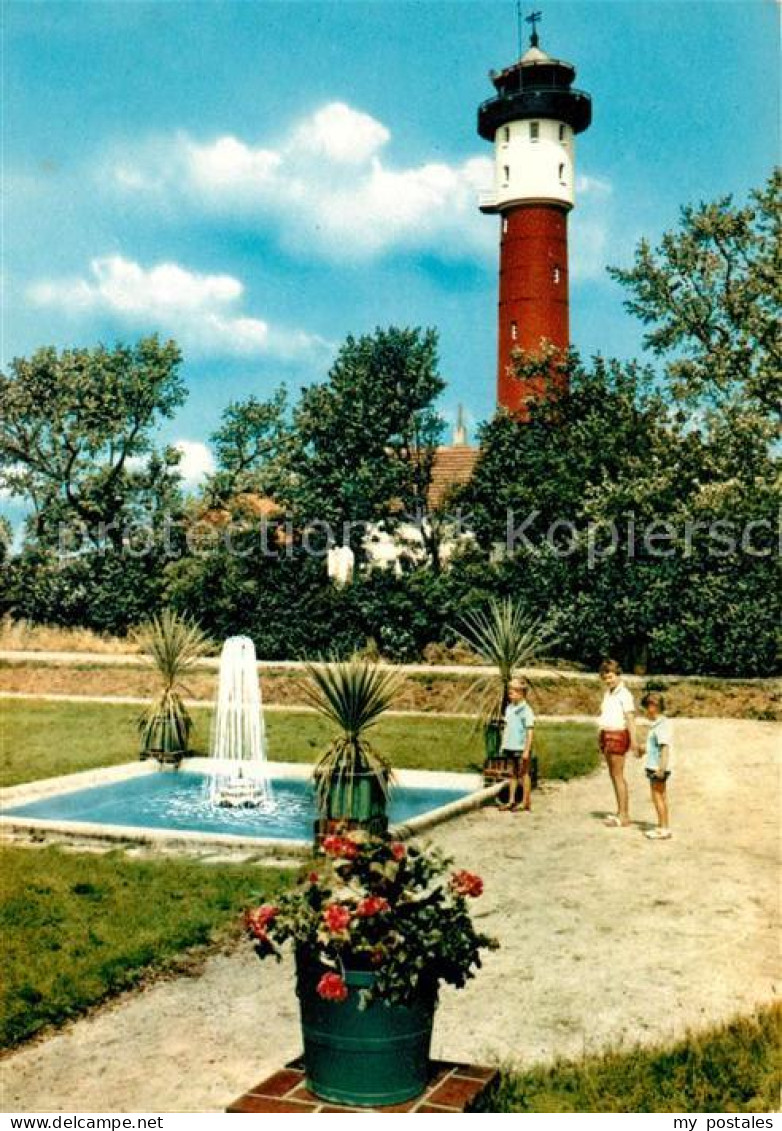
4,772,470,842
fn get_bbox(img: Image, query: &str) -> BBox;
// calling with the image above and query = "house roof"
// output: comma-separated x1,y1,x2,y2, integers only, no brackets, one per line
428,445,479,509
195,452,478,527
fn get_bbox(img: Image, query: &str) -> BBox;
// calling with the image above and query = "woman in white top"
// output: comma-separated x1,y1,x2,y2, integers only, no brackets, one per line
597,658,640,827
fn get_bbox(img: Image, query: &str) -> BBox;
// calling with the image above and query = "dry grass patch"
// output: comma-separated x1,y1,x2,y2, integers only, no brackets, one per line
0,617,139,654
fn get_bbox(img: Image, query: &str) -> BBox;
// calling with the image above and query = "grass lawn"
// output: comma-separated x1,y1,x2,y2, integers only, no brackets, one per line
474,1004,781,1112
0,699,598,787
0,844,292,1048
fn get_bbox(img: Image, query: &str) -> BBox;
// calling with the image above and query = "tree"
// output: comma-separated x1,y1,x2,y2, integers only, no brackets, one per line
454,342,780,676
608,170,781,417
461,350,672,550
0,336,187,547
277,327,446,561
0,517,12,567
207,386,290,503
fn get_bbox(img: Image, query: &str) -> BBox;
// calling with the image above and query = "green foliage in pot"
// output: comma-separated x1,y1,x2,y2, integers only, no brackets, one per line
299,656,401,812
245,832,498,1007
134,609,211,761
454,596,557,725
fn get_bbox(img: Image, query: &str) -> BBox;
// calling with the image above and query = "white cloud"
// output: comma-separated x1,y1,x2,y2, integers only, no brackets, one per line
293,102,390,165
187,135,282,193
576,173,613,197
28,255,329,360
174,440,215,486
102,100,615,273
570,175,615,281
106,102,497,262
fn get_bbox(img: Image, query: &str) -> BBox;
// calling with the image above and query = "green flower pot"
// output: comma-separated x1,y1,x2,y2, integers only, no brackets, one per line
139,715,188,765
483,717,503,762
314,770,389,843
297,963,435,1107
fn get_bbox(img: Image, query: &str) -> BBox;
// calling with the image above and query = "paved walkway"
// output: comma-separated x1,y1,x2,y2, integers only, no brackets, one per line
2,719,778,1113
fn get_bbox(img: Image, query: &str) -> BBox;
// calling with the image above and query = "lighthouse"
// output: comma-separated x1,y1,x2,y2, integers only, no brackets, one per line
478,15,592,414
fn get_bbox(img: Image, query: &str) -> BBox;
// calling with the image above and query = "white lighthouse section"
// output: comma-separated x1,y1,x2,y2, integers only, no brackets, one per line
488,117,574,212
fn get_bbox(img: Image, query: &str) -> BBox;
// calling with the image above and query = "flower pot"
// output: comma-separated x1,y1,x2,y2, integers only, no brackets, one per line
139,715,188,765
314,770,389,843
483,717,503,762
296,963,435,1107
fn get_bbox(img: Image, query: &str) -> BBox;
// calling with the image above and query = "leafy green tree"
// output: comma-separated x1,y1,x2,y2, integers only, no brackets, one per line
277,327,445,561
0,336,186,547
4,543,171,634
462,351,672,548
608,170,781,417
455,338,779,675
0,517,12,567
206,386,290,503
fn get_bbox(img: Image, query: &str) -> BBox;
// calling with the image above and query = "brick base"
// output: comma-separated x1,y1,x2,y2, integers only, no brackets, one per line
226,1058,498,1113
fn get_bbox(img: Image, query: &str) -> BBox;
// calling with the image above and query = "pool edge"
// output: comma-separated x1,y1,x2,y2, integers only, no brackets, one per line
1,762,491,855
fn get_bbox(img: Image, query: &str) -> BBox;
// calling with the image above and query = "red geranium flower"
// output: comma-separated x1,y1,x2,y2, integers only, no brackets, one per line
322,835,358,860
245,904,278,939
390,842,406,861
323,902,352,933
308,871,319,883
316,972,349,1002
450,870,484,899
356,895,390,918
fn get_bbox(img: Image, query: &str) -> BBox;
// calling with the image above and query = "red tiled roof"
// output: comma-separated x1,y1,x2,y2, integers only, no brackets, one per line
428,445,479,509
196,454,477,525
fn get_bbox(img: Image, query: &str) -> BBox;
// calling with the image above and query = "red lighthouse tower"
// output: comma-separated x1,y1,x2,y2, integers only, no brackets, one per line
478,17,592,414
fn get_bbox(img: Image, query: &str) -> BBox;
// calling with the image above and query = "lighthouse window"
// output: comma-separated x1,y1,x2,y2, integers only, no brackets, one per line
502,165,510,185
553,266,561,284
559,163,566,183
503,126,510,142
511,321,519,341
559,124,566,141
502,217,509,234
530,121,540,141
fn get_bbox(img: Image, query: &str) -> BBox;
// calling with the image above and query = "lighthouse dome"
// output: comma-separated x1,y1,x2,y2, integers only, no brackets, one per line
477,39,591,141
520,44,551,64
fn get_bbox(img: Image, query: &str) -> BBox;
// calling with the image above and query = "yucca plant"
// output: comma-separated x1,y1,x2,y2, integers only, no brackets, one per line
134,610,212,764
299,656,401,818
454,597,558,734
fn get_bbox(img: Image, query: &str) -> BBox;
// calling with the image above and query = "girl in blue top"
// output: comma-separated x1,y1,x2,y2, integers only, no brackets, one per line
498,677,535,812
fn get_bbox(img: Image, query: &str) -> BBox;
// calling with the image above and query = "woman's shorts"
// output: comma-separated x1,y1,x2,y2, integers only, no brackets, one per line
646,768,671,782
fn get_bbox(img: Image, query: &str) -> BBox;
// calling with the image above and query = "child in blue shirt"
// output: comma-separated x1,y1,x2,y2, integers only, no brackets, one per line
640,691,674,840
498,677,535,812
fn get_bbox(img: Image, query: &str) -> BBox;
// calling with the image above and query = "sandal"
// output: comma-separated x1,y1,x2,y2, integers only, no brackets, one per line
603,815,623,827
645,828,672,840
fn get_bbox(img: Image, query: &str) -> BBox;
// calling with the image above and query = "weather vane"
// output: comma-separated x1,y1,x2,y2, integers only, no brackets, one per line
525,8,542,49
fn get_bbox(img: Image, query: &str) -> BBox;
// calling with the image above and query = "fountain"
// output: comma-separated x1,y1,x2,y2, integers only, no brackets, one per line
208,636,275,809
3,636,481,846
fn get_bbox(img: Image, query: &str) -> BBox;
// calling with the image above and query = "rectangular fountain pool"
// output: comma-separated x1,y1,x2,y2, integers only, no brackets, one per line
3,764,480,846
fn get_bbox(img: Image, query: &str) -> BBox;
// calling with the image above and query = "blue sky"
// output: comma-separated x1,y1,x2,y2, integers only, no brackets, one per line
4,0,778,486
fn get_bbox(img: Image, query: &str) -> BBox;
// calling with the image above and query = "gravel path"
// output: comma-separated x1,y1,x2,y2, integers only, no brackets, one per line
2,718,778,1113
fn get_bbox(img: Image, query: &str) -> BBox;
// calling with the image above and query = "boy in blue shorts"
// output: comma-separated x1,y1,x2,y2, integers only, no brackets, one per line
640,691,673,840
498,677,535,812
